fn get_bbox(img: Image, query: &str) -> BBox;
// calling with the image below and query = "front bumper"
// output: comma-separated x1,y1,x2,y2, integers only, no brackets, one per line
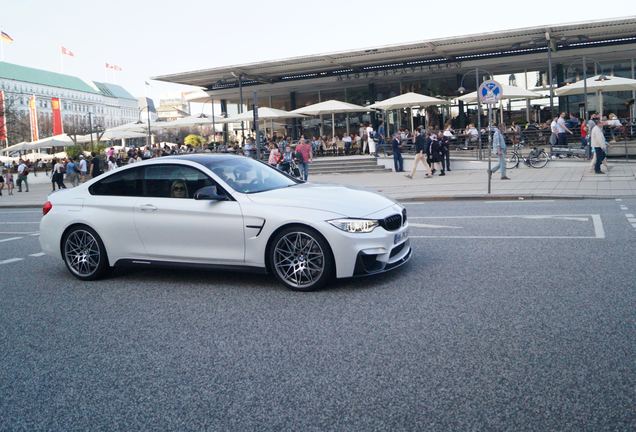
353,239,412,276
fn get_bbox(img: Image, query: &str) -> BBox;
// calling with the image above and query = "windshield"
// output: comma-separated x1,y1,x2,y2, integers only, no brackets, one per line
201,157,299,194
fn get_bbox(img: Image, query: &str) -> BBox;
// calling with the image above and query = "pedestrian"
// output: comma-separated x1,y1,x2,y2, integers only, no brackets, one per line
391,132,404,172
52,158,67,190
488,124,510,180
0,164,4,196
89,152,103,178
405,127,431,179
359,124,367,154
428,133,445,176
267,143,281,166
295,138,313,181
107,156,117,172
590,117,607,174
16,158,29,192
66,157,79,187
5,169,14,195
439,131,451,172
366,123,376,156
377,120,386,156
556,112,573,146
78,155,88,182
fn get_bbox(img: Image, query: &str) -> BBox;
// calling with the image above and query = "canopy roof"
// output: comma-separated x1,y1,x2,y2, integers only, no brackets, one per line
153,17,636,93
30,134,75,149
1,141,31,154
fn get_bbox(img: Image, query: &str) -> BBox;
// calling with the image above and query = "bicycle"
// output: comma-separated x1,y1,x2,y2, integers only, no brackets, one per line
506,143,549,169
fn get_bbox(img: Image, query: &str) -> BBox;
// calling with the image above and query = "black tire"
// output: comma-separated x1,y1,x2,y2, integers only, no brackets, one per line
62,225,110,281
529,150,549,168
506,153,519,169
268,225,334,291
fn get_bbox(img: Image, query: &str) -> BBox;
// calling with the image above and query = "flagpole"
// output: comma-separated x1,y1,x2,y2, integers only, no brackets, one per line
60,49,64,73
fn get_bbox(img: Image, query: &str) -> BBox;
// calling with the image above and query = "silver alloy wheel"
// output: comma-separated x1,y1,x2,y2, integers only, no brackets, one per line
64,229,101,277
273,231,325,289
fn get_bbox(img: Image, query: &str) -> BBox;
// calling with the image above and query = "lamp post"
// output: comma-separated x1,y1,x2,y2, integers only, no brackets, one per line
136,104,152,147
231,72,245,144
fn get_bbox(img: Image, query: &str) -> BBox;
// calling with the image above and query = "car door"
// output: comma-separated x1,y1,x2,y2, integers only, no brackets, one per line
85,166,147,259
133,163,245,264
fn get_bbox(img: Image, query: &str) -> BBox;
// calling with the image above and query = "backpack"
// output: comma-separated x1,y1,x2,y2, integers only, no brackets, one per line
294,150,304,163
21,166,29,176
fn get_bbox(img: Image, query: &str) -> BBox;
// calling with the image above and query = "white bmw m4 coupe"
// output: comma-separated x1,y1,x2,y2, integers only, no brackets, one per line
39,154,411,291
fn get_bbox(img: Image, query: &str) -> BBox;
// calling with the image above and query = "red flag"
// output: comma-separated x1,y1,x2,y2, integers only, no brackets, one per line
28,95,39,142
51,97,64,135
0,91,7,142
61,46,74,57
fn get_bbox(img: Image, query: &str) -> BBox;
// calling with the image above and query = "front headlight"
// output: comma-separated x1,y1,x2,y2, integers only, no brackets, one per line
328,218,379,233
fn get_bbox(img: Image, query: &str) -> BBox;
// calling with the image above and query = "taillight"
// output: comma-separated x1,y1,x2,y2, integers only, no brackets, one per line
43,201,53,216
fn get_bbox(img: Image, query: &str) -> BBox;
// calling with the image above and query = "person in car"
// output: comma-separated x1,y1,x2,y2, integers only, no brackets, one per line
170,180,188,198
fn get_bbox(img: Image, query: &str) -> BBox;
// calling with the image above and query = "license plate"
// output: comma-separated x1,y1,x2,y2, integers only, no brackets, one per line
394,229,408,244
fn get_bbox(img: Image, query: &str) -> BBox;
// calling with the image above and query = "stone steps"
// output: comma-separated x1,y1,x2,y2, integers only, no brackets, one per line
310,157,390,174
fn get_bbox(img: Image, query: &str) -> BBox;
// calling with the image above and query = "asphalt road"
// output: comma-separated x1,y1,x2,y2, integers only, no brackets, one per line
0,199,634,431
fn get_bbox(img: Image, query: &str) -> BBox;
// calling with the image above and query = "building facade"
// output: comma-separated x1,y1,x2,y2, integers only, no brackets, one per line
156,17,636,139
0,61,139,145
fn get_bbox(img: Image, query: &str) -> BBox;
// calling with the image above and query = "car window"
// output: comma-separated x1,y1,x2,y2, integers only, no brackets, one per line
203,157,297,193
143,164,216,199
89,166,143,196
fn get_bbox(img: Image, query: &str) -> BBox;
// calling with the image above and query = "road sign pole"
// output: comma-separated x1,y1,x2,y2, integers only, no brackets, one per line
487,104,493,194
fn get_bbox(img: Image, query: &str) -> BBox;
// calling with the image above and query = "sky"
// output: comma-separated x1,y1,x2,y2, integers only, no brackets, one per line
2,0,636,106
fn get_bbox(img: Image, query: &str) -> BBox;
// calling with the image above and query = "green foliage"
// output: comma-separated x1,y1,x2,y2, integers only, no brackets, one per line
65,145,84,160
184,134,205,146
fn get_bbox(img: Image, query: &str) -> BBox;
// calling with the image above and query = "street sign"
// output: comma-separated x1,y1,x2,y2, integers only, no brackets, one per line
478,80,503,105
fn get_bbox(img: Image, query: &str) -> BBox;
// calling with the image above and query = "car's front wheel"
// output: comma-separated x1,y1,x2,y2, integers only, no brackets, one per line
62,225,109,281
269,226,334,291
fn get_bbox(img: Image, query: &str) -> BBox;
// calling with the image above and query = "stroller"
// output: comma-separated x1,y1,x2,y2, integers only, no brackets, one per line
278,158,302,180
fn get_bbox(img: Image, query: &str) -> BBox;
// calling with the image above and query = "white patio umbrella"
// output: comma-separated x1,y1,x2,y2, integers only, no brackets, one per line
223,107,306,123
457,84,543,103
101,130,148,140
30,134,75,150
0,155,13,163
368,92,450,132
1,141,32,154
555,75,636,117
292,100,370,138
458,84,544,125
161,115,224,128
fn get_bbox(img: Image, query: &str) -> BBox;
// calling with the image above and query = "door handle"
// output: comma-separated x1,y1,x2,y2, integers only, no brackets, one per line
139,204,158,212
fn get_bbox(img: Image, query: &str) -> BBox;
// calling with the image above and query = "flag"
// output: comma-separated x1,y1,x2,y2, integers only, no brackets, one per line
105,62,122,71
51,97,64,135
0,31,13,44
61,46,74,57
0,91,7,142
28,95,39,142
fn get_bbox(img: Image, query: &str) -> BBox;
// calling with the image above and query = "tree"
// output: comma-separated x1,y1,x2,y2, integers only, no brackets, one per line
184,134,205,147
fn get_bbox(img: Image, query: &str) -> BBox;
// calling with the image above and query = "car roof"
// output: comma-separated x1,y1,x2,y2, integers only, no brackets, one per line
162,154,243,165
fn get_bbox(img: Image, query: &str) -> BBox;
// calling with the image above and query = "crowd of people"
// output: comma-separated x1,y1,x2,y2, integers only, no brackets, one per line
0,112,625,197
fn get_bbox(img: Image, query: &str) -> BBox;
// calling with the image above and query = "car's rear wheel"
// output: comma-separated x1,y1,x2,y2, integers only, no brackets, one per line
269,226,334,291
62,225,109,280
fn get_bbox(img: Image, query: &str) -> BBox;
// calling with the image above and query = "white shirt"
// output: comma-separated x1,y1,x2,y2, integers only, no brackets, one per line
366,126,374,139
17,163,27,174
590,124,607,150
79,159,87,172
107,160,117,171
556,117,567,134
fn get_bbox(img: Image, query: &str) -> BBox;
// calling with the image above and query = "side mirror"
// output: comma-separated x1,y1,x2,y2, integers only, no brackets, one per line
194,185,228,201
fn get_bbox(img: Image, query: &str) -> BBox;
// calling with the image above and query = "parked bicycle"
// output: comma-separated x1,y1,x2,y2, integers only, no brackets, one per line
506,143,550,169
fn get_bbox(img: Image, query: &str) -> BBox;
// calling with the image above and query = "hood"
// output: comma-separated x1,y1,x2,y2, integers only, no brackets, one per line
246,183,396,217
